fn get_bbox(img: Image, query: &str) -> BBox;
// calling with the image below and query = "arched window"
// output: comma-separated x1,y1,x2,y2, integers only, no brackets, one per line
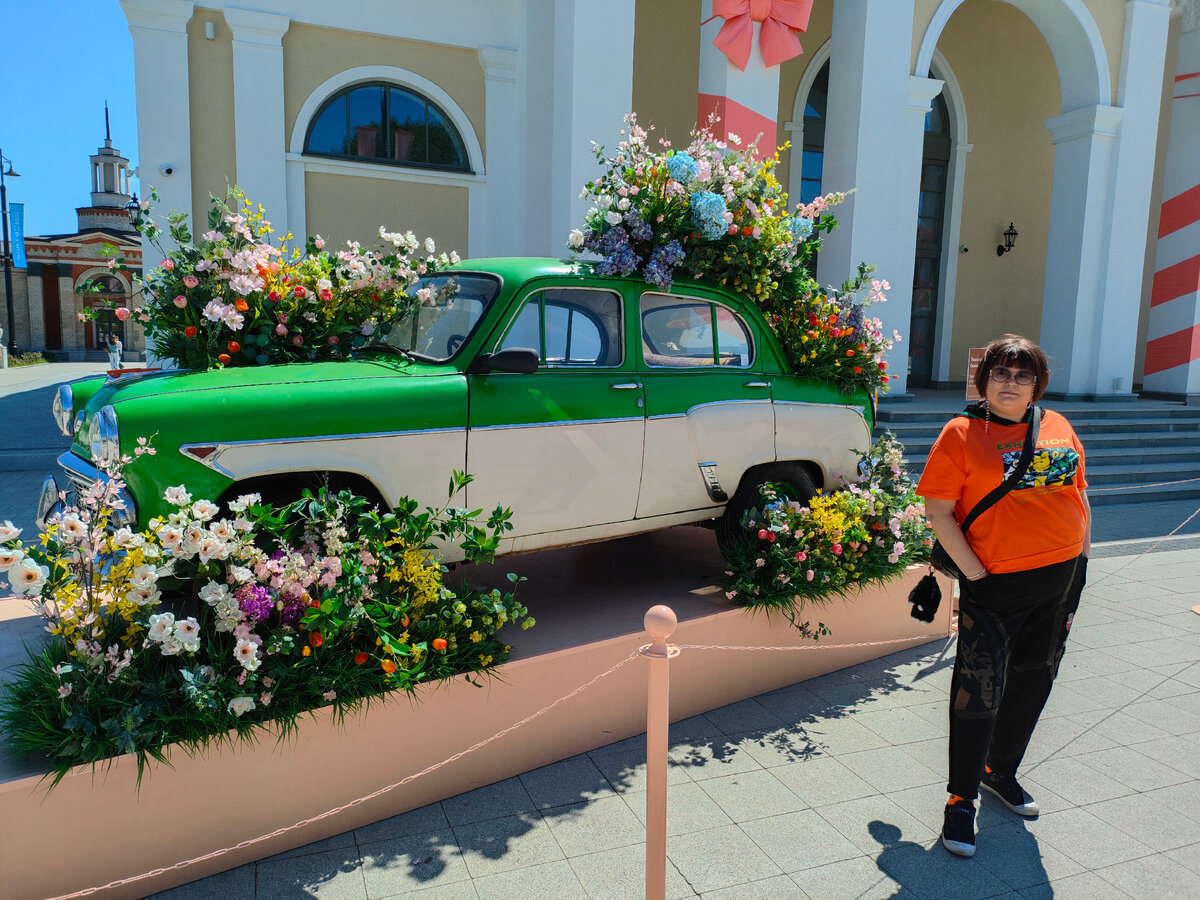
798,61,828,206
304,83,470,172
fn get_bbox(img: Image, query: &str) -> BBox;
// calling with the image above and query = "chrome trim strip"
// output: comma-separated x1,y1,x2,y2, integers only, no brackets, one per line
471,416,644,431
647,413,686,421
683,398,772,415
179,427,468,474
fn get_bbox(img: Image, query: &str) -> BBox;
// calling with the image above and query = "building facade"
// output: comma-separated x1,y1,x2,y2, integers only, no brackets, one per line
118,0,1197,400
2,124,145,361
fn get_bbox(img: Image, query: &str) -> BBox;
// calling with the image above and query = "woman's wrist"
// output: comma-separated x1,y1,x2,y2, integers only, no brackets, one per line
965,568,988,581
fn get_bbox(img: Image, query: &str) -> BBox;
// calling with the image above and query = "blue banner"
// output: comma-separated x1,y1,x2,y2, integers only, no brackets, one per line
10,202,26,269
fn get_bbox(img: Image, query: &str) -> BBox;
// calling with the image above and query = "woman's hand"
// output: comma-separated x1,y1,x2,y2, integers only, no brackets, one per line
924,497,989,581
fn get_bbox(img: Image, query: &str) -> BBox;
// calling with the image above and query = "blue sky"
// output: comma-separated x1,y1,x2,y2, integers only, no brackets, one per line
4,1,137,238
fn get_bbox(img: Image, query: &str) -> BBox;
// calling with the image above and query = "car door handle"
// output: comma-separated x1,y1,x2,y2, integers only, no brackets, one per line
744,381,771,388
610,382,643,390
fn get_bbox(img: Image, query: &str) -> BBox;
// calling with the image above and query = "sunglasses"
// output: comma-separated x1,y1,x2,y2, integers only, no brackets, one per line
989,366,1035,386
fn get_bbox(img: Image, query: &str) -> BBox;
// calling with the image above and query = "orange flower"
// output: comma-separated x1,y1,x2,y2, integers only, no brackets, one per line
354,652,369,665
432,637,448,651
235,298,249,312
381,658,397,674
309,632,324,648
218,353,231,365
400,615,409,628
228,341,241,354
846,349,855,357
184,326,198,338
302,646,311,657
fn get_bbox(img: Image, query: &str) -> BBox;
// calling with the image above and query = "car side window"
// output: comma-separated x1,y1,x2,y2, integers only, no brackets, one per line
500,288,622,367
641,292,753,368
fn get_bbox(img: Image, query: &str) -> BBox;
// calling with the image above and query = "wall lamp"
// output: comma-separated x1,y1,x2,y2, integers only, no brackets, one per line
125,194,142,227
996,222,1018,257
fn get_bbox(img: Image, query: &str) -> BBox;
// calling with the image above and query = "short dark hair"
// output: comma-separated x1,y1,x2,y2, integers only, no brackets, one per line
975,334,1050,401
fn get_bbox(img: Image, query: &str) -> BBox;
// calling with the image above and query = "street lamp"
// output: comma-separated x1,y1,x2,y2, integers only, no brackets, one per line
1,147,19,355
125,193,141,229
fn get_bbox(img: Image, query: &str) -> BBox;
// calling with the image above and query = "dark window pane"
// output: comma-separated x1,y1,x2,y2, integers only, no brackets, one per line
925,94,949,135
715,307,752,367
921,162,946,192
348,86,387,159
803,60,829,119
307,94,347,154
389,88,426,162
801,149,824,183
917,217,940,243
427,106,467,168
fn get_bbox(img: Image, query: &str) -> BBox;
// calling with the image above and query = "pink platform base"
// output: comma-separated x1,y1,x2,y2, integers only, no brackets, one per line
0,528,952,900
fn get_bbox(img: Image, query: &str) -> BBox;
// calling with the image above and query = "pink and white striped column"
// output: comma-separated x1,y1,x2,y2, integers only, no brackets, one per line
697,0,813,155
1146,26,1200,400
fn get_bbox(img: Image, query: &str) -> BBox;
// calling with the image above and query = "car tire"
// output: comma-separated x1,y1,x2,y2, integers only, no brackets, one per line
716,462,817,557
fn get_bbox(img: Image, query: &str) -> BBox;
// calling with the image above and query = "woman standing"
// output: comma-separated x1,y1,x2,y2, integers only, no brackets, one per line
107,333,123,370
917,335,1090,857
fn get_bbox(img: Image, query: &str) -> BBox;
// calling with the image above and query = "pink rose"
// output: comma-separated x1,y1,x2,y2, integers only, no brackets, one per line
794,551,807,562
173,295,187,308
115,307,131,321
831,544,843,555
161,259,175,272
757,529,769,540
291,335,303,346
275,324,287,335
806,570,815,581
183,275,199,289
727,224,738,235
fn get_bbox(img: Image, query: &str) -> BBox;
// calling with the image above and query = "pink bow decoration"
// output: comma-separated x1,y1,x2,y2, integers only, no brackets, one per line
706,0,814,71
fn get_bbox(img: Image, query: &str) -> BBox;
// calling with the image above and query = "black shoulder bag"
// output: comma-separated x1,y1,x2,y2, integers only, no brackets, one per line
909,406,1041,622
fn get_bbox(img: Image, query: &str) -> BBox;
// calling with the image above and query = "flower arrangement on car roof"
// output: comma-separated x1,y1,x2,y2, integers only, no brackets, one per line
569,113,900,396
82,186,461,371
0,447,531,783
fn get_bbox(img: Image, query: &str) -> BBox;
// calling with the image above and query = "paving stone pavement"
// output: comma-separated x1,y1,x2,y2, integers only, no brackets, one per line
143,547,1200,900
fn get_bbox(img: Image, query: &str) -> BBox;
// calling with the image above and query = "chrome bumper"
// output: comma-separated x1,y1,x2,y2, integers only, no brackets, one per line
36,452,137,530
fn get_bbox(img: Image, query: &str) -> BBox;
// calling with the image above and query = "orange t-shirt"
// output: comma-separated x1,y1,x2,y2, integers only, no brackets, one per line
917,408,1088,573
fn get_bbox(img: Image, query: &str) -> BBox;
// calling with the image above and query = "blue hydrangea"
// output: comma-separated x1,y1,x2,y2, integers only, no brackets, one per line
690,191,728,241
789,216,814,241
666,151,699,184
644,240,686,290
587,226,640,277
624,208,653,243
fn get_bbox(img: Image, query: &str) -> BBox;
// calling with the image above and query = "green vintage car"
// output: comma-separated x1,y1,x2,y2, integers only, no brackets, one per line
41,258,873,555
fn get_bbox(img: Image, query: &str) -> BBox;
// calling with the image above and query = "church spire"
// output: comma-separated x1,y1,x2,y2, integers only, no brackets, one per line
105,100,111,144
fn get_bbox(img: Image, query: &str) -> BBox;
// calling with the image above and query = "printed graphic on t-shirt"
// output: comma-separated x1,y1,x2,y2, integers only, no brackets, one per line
1002,446,1080,489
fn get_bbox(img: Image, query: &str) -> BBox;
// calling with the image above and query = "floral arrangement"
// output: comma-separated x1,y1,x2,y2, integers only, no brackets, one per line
0,448,530,783
723,433,933,633
83,187,460,371
570,114,900,395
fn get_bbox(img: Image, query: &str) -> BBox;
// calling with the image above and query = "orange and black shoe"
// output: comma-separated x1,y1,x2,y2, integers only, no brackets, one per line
942,795,977,857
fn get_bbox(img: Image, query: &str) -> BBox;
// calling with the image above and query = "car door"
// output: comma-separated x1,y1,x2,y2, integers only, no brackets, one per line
467,285,646,538
635,289,776,518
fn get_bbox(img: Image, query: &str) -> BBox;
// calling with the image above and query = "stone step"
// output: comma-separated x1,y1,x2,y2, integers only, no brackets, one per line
879,417,1200,437
1082,461,1200,485
1086,480,1200,506
877,405,1200,424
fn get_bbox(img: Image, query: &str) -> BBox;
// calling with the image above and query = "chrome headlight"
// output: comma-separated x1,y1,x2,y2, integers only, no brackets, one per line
87,405,121,467
52,385,74,436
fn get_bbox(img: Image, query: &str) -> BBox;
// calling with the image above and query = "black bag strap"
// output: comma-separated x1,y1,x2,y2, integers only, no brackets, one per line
960,406,1041,534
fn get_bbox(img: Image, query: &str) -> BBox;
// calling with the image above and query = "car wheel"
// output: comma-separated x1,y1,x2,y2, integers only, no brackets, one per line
716,462,817,556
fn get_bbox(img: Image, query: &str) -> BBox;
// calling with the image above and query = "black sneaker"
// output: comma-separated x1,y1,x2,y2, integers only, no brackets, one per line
942,797,977,857
981,769,1039,817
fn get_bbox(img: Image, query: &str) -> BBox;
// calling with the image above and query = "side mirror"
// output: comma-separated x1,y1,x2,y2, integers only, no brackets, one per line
469,347,539,375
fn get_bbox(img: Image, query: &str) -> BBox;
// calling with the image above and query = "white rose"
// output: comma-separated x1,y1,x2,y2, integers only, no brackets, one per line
164,486,193,507
424,237,436,254
617,197,631,211
568,228,585,250
597,194,613,210
605,211,623,226
191,500,219,522
0,520,22,541
228,696,256,717
8,557,49,595
146,612,175,643
198,581,229,605
229,566,253,584
0,547,24,572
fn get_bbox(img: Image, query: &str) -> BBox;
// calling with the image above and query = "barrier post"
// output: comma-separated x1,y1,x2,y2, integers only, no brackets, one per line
641,604,679,900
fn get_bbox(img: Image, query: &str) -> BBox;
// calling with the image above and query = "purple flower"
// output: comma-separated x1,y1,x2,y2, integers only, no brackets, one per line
235,583,273,623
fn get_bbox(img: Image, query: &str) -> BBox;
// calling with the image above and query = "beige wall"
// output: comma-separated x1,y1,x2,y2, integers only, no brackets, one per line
304,172,468,254
188,9,237,226
632,0,701,149
282,24,485,164
938,1,1060,376
912,0,1126,106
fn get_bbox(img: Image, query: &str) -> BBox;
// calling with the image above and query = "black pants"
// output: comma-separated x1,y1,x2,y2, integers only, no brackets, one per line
947,554,1086,799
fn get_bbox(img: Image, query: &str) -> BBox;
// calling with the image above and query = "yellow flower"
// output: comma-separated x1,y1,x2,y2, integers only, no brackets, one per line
470,631,483,643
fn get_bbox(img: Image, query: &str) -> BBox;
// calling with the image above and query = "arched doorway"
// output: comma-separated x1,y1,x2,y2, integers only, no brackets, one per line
910,93,951,388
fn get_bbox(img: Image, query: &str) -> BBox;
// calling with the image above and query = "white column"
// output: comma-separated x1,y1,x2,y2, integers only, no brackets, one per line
697,0,785,150
224,8,291,233
119,0,194,250
1038,105,1123,397
548,0,636,259
818,0,923,396
476,46,521,258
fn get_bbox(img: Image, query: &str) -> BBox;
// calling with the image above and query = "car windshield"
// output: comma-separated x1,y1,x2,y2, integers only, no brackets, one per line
376,272,501,362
